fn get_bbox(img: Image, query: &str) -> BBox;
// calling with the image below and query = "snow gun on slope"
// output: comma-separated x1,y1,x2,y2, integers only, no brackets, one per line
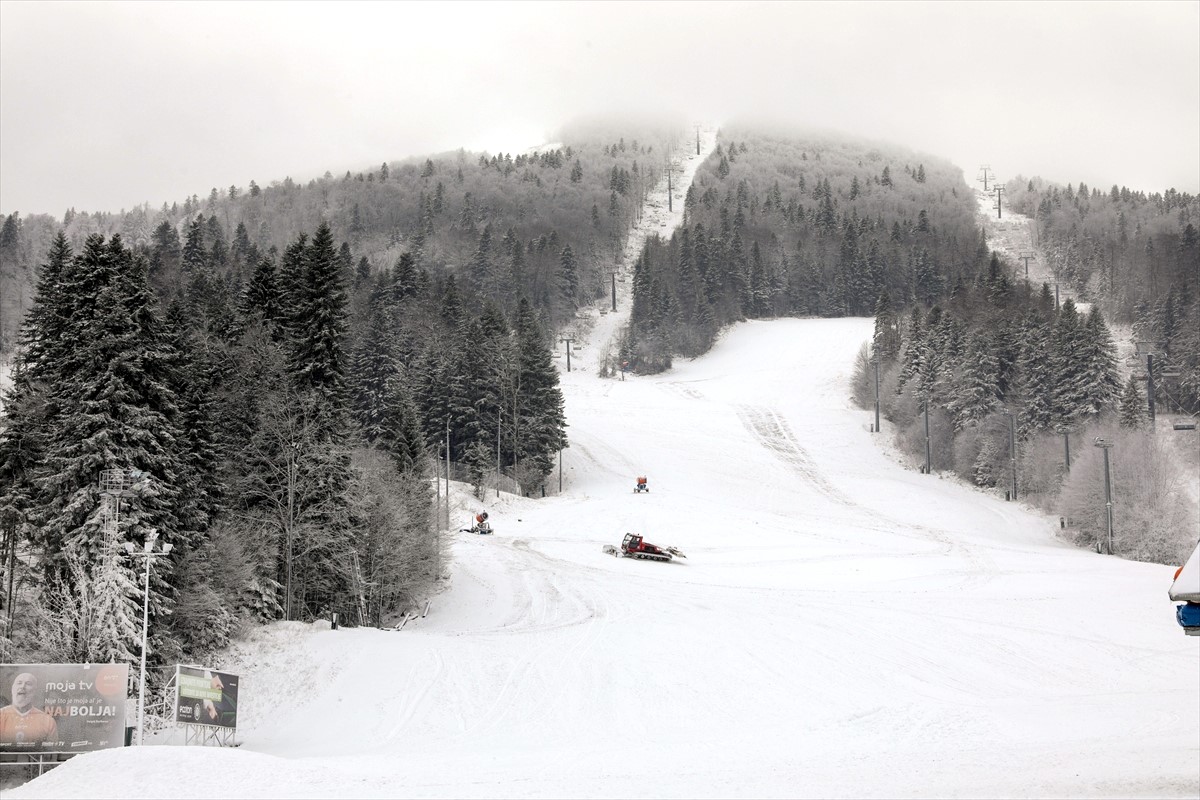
634,476,649,493
603,532,685,562
461,512,493,535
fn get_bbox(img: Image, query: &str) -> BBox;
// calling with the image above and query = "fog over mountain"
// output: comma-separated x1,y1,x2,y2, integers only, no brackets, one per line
1,0,1197,217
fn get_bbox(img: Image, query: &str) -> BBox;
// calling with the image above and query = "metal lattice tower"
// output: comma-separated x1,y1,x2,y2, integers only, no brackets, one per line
99,469,127,538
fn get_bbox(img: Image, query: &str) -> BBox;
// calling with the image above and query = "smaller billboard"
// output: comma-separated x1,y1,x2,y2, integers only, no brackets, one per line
173,665,239,729
0,663,129,754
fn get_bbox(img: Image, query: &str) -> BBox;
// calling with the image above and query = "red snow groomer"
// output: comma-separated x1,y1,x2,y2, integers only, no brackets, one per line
603,532,685,562
634,476,649,493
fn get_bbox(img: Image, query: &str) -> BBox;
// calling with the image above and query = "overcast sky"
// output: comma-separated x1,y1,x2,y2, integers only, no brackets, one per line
2,0,1197,218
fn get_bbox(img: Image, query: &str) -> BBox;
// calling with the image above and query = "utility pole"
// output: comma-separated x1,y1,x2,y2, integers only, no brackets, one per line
1146,352,1157,428
994,185,1005,219
444,419,451,526
1136,342,1162,429
560,337,574,372
977,164,992,192
923,402,932,474
696,125,700,156
496,407,502,499
1062,428,1071,471
1054,283,1060,310
131,529,170,745
1005,411,1017,500
1094,438,1115,554
870,356,881,433
1018,251,1036,279
666,165,674,213
558,447,563,492
610,271,617,312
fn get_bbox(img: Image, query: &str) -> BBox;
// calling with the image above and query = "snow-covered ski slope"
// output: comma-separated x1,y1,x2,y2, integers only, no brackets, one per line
14,326,1199,799
12,134,1200,799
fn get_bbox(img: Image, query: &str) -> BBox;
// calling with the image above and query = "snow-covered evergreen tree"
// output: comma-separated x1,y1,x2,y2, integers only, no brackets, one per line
947,331,1001,429
1050,300,1091,427
1118,375,1146,428
1079,308,1122,416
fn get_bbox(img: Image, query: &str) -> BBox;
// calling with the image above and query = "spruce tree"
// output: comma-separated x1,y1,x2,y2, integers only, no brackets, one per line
1050,299,1091,427
288,223,348,409
558,245,579,308
1079,308,1122,416
947,331,1001,429
510,298,567,491
1015,311,1056,435
1118,375,1145,428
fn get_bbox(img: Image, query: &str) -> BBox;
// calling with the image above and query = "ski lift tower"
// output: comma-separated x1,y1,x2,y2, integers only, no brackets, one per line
1134,340,1167,428
1093,438,1115,554
99,468,146,541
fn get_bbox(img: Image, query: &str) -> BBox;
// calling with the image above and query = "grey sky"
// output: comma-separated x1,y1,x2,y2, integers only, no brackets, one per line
2,0,1197,218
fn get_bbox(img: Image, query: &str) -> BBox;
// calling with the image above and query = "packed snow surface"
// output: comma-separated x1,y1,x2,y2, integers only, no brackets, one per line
10,317,1199,799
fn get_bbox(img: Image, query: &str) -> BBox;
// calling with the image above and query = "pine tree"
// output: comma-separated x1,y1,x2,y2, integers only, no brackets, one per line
1050,299,1091,427
468,224,495,295
1015,311,1056,435
510,298,567,492
947,331,1001,429
1118,375,1145,428
349,298,401,445
872,291,901,362
1079,308,1122,416
558,245,579,308
181,216,207,274
242,253,283,334
897,307,924,391
287,223,348,410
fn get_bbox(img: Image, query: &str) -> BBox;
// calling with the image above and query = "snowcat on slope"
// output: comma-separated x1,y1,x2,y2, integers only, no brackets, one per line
634,476,649,493
603,532,685,562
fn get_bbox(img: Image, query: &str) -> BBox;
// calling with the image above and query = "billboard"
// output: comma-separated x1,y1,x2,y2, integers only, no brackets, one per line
0,663,129,754
173,665,238,729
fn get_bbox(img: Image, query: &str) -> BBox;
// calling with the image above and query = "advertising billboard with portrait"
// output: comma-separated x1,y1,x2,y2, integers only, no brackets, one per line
173,665,238,729
0,663,129,754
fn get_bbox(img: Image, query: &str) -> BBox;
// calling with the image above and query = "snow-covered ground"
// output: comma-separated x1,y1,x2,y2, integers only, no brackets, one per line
11,315,1198,799
8,132,1199,799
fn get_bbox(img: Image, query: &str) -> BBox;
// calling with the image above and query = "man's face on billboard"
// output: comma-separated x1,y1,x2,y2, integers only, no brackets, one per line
11,672,37,711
